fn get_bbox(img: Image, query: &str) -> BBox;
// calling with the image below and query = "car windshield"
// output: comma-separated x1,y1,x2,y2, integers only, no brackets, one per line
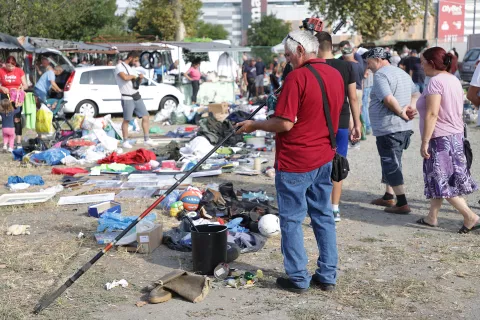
464,50,480,62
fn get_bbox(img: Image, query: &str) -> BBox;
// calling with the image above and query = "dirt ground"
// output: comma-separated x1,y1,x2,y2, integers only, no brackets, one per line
1,118,480,320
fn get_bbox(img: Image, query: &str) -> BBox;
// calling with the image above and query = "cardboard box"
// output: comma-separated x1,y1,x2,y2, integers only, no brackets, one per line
208,102,229,115
123,224,163,254
88,201,121,218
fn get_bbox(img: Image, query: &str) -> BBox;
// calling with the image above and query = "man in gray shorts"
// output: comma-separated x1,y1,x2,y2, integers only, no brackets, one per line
115,51,156,149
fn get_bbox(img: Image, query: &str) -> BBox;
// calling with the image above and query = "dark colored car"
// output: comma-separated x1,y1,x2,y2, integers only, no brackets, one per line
460,48,480,82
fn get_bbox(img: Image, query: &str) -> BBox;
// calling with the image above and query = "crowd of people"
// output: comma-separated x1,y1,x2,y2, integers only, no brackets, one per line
236,29,480,295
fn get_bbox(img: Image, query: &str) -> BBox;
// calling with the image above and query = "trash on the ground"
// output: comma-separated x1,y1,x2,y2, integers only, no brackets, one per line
77,232,85,239
105,279,128,290
135,301,148,308
147,269,211,303
97,212,156,233
0,191,56,206
265,167,275,178
224,269,263,289
8,183,31,191
121,223,163,253
88,201,121,218
8,175,44,186
58,193,115,205
94,232,121,245
6,224,31,236
214,263,230,280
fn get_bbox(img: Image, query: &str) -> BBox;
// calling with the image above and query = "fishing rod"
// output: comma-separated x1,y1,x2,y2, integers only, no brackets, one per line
34,88,281,314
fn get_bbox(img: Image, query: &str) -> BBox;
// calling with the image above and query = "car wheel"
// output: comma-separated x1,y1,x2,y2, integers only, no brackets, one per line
159,96,178,111
75,100,98,117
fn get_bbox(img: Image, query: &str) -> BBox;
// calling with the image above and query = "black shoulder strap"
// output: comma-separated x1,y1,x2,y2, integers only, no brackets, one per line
121,62,130,75
306,64,336,149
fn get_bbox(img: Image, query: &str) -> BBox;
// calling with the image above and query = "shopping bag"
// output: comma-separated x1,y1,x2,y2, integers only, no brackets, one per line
36,105,53,133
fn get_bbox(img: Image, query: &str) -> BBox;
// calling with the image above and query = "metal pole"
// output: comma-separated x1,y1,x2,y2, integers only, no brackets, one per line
474,0,477,34
423,0,430,39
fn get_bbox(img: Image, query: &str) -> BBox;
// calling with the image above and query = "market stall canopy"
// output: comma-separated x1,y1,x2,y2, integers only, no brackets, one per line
162,41,250,53
18,37,116,54
271,43,284,54
0,32,24,51
99,42,171,52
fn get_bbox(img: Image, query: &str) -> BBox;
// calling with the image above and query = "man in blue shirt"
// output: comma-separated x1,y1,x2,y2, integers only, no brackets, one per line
34,66,63,102
338,41,364,71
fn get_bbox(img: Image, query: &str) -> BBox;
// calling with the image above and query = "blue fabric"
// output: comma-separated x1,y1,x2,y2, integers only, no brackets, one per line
375,130,413,187
7,175,44,185
335,128,349,157
275,162,337,289
34,87,47,102
0,111,15,128
362,87,372,130
35,70,55,94
415,82,425,94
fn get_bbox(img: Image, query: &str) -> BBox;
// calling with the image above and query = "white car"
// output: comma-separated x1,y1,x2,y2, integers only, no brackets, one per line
62,66,183,117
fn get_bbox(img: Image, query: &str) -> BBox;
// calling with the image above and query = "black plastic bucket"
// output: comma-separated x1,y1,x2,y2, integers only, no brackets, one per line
191,224,227,275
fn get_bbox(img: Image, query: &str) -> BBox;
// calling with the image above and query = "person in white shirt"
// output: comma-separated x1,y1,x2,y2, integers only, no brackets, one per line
115,52,156,149
467,62,480,108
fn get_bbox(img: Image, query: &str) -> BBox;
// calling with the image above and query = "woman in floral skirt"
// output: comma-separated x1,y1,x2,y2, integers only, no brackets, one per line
415,47,479,233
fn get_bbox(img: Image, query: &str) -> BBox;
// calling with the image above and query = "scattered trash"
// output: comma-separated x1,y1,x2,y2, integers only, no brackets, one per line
105,279,128,290
88,201,121,218
6,224,31,236
58,193,115,206
135,301,148,308
0,191,56,206
77,232,85,239
224,269,263,289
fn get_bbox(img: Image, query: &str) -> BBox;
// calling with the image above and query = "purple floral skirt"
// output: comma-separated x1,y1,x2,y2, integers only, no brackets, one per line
423,133,478,199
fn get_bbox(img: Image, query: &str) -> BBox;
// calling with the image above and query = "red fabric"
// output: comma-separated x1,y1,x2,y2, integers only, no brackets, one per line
0,67,25,90
51,167,89,176
97,148,157,165
273,58,344,173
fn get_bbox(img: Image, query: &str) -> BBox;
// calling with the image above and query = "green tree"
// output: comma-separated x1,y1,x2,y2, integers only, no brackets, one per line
0,0,117,40
196,21,229,40
247,14,291,46
132,0,202,40
309,0,428,41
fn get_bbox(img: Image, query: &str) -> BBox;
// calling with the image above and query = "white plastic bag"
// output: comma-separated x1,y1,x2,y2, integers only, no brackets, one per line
93,129,118,152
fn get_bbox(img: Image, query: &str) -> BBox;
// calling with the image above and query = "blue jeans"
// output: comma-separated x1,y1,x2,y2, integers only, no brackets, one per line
33,87,47,103
275,162,338,289
362,87,372,130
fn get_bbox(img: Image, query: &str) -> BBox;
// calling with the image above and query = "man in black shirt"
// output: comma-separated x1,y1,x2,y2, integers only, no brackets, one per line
243,59,257,99
315,31,361,223
255,57,266,97
404,50,425,93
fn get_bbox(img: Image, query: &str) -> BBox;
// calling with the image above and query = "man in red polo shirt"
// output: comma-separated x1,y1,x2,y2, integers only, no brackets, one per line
237,30,344,293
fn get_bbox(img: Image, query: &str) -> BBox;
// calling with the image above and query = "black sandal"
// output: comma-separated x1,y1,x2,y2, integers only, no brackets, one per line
458,225,480,234
416,218,437,228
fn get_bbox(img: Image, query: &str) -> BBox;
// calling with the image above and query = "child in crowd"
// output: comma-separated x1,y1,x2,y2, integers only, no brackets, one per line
0,96,15,152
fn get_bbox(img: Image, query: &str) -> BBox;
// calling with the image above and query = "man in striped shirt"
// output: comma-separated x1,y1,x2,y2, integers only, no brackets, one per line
363,47,420,215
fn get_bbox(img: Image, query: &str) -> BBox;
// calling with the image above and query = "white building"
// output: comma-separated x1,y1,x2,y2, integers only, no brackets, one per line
201,0,313,45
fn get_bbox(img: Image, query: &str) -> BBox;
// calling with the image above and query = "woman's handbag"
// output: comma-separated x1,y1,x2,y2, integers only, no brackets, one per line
464,124,473,170
306,64,350,182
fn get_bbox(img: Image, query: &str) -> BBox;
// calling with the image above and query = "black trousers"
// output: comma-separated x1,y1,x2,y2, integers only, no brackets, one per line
247,78,255,99
14,106,22,136
191,80,200,104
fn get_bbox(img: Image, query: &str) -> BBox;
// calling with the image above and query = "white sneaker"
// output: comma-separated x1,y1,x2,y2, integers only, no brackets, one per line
2,145,6,152
8,147,13,152
122,141,133,149
144,139,158,147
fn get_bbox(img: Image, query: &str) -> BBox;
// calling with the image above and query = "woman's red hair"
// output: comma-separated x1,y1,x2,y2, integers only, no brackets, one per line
422,47,454,72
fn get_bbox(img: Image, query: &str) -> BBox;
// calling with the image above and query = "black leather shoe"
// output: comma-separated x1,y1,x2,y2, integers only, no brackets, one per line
310,275,336,291
276,277,309,294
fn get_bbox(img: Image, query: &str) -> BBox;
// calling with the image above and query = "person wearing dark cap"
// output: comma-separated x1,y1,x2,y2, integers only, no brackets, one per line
363,47,420,214
338,41,364,71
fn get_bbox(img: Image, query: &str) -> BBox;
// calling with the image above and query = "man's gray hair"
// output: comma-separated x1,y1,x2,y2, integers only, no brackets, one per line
283,30,319,56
